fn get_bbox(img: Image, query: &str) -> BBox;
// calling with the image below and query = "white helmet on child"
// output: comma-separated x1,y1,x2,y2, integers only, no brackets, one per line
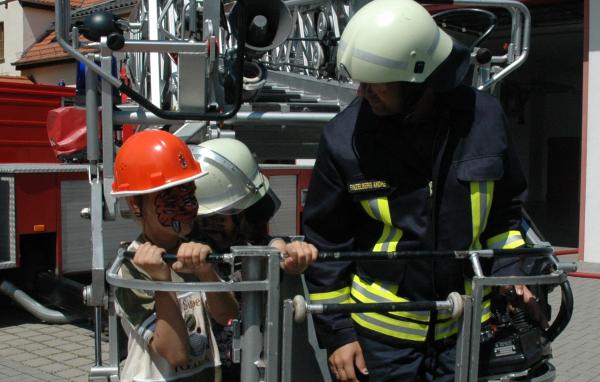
189,138,271,216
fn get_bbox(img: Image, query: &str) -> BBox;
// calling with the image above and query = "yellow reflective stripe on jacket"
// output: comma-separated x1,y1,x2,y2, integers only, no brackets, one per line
351,275,430,323
469,181,494,250
434,300,491,340
464,281,492,297
309,287,351,304
486,230,525,249
351,312,428,342
435,299,490,340
360,197,403,252
462,280,492,323
435,317,460,340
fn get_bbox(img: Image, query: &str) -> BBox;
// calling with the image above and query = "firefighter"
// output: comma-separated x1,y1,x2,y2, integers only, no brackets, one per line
188,138,318,380
111,130,238,382
302,0,539,381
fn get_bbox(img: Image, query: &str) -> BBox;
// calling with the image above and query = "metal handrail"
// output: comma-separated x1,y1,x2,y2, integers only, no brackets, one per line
54,0,248,121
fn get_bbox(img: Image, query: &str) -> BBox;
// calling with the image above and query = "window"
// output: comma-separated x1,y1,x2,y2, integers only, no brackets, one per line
0,23,4,64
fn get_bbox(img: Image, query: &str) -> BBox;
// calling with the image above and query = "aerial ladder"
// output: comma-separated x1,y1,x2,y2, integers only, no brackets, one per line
51,0,576,381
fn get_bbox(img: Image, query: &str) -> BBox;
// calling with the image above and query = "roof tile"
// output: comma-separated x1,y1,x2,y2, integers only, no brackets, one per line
15,31,96,67
21,0,110,8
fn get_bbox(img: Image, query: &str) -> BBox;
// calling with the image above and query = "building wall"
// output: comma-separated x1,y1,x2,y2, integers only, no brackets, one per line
0,2,24,75
22,8,54,49
583,0,600,262
0,5,53,76
23,62,76,86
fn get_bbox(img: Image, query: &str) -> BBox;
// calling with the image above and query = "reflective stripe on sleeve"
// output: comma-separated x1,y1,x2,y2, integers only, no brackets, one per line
469,181,494,250
309,287,352,304
486,230,526,249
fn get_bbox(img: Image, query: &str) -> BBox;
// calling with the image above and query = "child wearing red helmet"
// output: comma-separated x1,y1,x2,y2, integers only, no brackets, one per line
112,130,238,381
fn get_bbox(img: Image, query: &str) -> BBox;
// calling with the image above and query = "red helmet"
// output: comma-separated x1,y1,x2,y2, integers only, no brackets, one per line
111,130,204,197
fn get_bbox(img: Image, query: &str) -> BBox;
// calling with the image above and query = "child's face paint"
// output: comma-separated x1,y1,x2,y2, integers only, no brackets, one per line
154,183,198,233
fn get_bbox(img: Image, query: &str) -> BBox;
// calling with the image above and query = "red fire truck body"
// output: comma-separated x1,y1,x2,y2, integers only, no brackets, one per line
0,80,311,299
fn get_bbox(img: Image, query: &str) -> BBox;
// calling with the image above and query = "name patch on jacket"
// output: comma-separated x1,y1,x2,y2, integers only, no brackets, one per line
348,180,390,193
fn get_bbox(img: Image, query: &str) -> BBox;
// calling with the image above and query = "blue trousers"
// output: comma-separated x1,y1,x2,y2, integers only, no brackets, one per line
357,335,456,382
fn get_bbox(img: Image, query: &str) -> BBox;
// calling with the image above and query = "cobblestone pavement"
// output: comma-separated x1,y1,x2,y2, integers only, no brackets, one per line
0,302,108,382
0,259,598,382
547,257,600,382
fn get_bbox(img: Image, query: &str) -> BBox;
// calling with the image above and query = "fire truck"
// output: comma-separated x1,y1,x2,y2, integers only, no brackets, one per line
0,0,579,381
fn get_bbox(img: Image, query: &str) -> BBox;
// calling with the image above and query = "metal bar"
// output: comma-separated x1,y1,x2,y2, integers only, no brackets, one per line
281,299,294,382
122,251,235,264
511,7,523,60
106,254,270,292
568,272,600,279
85,63,100,161
284,0,328,8
157,0,175,25
89,366,120,378
454,296,472,382
558,262,578,273
113,40,208,53
148,0,160,106
263,61,321,71
555,249,578,256
89,154,107,382
469,253,484,278
468,277,485,382
107,275,269,293
203,0,220,106
315,247,552,261
121,247,552,265
107,287,120,377
240,256,263,382
475,273,568,287
264,249,281,381
93,307,103,366
89,169,105,306
0,164,88,173
100,43,117,219
307,300,452,314
188,0,197,34
0,280,77,323
113,109,336,125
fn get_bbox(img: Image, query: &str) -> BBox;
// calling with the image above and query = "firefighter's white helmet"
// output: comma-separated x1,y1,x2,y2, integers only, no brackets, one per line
337,0,456,85
189,138,270,216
